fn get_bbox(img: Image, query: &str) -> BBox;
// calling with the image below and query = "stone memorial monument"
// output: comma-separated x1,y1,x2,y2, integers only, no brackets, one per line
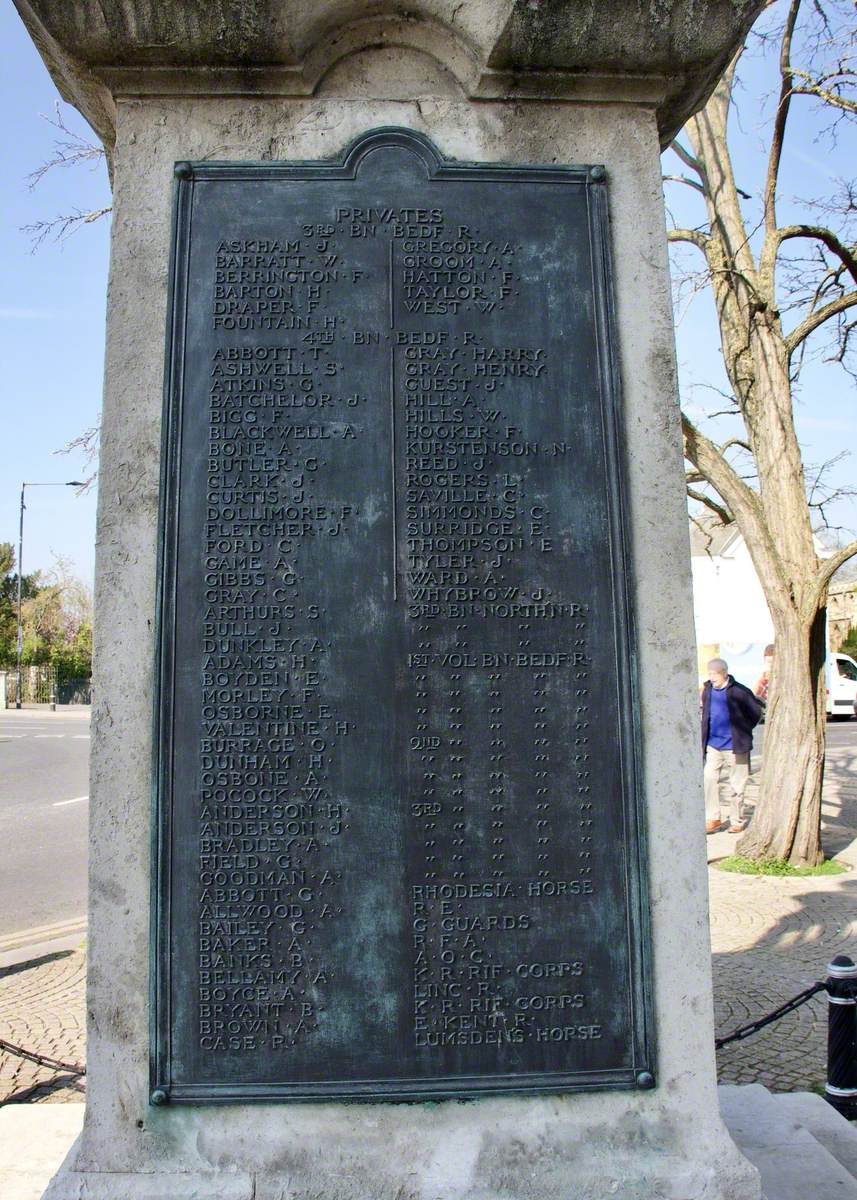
14,1,765,1197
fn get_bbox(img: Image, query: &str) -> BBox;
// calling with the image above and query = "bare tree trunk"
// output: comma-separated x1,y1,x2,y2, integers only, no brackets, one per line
737,605,827,864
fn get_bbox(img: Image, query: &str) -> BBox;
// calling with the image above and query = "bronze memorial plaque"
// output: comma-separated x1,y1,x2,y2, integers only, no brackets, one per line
151,128,653,1103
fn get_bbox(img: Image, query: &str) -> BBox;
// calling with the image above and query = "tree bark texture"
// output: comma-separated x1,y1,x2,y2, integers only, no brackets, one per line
737,607,827,864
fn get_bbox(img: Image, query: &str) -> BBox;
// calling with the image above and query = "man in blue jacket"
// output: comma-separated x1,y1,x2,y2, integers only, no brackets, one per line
701,658,762,834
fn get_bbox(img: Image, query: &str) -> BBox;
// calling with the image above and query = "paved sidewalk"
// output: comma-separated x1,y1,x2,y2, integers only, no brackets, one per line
2,706,91,720
1,730,855,1103
711,732,857,1093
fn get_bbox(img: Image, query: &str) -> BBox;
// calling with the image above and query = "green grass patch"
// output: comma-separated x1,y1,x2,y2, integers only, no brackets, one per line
716,855,848,877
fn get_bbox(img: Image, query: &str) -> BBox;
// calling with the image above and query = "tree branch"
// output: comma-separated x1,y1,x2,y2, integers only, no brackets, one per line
27,102,106,191
720,437,753,455
811,538,857,604
709,266,766,299
687,67,761,302
670,139,706,180
682,413,761,516
663,174,706,194
786,290,857,356
682,411,793,610
764,0,802,236
777,224,857,288
687,487,734,525
792,70,857,114
20,206,112,251
667,228,710,252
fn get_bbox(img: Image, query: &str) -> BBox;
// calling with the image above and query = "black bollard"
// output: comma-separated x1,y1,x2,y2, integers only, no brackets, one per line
825,955,857,1118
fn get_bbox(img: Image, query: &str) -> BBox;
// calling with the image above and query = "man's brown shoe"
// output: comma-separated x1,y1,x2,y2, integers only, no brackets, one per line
705,820,722,834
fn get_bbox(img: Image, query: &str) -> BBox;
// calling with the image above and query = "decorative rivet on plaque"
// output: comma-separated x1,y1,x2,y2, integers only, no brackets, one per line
589,165,606,182
174,162,193,180
636,1071,655,1090
150,1088,169,1106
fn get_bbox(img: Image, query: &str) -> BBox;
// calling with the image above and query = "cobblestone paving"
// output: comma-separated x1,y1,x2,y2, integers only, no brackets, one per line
0,948,85,1104
0,734,855,1103
711,873,856,1091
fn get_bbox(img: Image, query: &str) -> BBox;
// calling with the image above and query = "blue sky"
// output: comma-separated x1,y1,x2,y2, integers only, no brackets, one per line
2,2,109,586
2,0,855,588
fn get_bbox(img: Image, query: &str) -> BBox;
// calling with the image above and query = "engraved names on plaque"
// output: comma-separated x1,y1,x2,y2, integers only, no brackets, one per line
152,129,653,1103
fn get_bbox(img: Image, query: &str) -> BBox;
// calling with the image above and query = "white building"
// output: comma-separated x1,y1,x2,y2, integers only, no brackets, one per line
690,519,774,688
689,517,854,688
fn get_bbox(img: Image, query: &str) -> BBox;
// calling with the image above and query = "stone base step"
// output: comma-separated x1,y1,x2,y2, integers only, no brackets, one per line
721,1082,857,1199
3,1085,857,1200
773,1090,857,1179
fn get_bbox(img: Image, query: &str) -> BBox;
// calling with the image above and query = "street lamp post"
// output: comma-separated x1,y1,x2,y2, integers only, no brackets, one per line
15,481,84,710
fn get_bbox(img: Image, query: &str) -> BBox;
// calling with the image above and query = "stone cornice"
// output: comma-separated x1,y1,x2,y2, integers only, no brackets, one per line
12,0,764,153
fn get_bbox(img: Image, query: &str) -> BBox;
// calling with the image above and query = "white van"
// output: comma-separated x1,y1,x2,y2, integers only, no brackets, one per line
827,652,857,719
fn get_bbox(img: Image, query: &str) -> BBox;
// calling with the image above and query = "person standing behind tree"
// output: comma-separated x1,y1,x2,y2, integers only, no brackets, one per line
754,643,775,710
701,658,762,834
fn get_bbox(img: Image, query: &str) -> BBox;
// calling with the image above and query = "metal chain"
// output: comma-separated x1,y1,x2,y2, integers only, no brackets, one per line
715,982,827,1049
0,1035,86,1077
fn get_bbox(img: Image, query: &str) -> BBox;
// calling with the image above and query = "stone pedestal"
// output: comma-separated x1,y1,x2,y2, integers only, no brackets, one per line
13,3,764,1197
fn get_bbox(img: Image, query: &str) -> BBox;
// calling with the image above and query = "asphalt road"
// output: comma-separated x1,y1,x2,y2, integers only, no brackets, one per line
756,715,857,753
0,708,90,941
823,719,857,744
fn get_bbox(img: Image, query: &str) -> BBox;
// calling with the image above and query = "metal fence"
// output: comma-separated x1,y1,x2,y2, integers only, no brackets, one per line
56,676,92,705
4,666,91,706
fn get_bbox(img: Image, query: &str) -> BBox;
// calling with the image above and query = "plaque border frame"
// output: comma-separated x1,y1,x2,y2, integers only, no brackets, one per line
150,127,655,1104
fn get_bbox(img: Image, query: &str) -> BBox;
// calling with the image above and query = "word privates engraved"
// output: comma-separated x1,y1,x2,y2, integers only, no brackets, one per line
157,133,649,1101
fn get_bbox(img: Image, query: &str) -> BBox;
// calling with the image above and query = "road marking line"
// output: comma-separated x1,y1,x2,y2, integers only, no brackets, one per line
33,734,66,738
53,795,89,807
72,735,91,739
0,735,27,739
